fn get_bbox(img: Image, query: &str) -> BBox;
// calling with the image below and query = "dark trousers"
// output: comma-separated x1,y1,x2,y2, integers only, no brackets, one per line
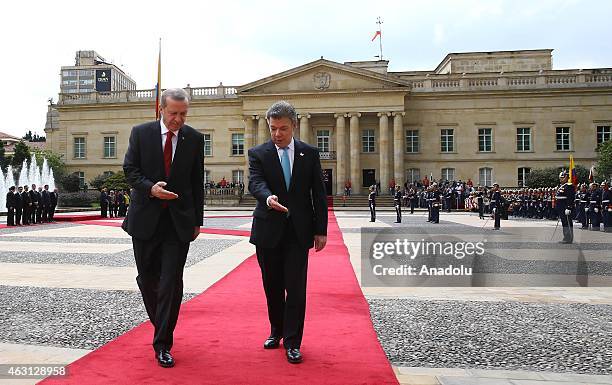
494,208,501,229
22,206,30,225
604,208,611,232
559,210,574,242
42,205,49,222
30,204,38,224
36,205,43,223
132,209,189,352
410,200,415,214
101,203,108,218
478,201,484,218
431,205,440,223
395,204,401,223
7,207,15,226
15,208,22,225
49,205,56,221
369,203,376,221
256,221,308,349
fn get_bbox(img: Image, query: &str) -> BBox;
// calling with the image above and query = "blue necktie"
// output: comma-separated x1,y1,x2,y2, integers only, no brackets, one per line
281,147,291,191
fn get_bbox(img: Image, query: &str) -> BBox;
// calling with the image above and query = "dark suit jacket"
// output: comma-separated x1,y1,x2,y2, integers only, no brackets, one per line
248,139,327,249
14,192,22,209
41,190,51,207
122,120,204,243
50,192,58,207
6,192,15,209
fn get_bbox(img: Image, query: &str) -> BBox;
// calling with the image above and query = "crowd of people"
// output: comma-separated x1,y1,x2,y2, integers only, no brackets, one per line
4,184,58,226
99,188,131,218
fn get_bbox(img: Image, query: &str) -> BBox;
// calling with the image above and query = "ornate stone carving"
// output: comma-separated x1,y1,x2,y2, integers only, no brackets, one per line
313,72,331,90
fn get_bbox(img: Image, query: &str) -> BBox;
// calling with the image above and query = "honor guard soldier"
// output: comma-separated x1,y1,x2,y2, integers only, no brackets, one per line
393,185,402,223
408,186,416,214
576,184,589,229
430,183,441,224
555,171,575,243
490,183,502,230
426,185,433,222
368,185,376,222
477,186,485,219
602,181,611,232
588,182,602,231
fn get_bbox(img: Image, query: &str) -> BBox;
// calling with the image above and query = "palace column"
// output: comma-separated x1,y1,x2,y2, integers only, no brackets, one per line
257,115,268,145
378,112,391,192
335,113,347,195
392,112,405,186
348,112,361,194
243,115,256,172
298,113,311,143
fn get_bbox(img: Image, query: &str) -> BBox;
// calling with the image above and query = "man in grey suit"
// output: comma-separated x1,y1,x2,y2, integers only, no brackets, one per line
248,101,328,364
122,88,204,368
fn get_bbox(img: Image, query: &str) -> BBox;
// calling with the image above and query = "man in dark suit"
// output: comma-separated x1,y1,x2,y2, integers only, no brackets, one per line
100,188,109,218
29,184,39,224
49,189,58,222
248,101,328,364
21,186,31,225
14,186,23,225
41,185,51,223
122,88,204,368
6,186,16,226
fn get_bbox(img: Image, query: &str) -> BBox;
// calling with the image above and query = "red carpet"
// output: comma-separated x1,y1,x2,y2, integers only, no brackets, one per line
39,212,398,385
72,219,251,237
54,213,103,222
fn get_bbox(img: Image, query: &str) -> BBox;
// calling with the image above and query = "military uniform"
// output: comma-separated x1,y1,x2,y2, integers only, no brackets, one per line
490,184,502,230
555,175,575,243
393,186,402,223
368,187,376,222
588,183,602,231
602,182,611,232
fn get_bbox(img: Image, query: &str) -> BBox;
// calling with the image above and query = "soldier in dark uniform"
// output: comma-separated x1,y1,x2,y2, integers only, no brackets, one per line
426,186,433,222
21,185,32,225
29,184,39,224
368,185,376,222
430,183,441,224
576,184,589,229
602,181,611,233
393,185,402,223
477,186,485,219
444,186,452,213
5,186,16,226
555,171,575,243
408,186,416,214
588,182,602,231
490,183,502,230
14,186,23,225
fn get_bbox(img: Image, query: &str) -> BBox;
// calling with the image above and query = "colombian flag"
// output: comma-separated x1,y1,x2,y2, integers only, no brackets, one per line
155,39,161,120
568,154,577,185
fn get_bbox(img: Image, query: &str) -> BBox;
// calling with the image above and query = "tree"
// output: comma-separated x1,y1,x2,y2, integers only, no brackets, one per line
0,140,7,173
596,140,612,181
58,173,81,192
22,131,46,142
11,140,30,169
526,168,558,188
32,149,67,179
90,173,112,191
102,171,130,191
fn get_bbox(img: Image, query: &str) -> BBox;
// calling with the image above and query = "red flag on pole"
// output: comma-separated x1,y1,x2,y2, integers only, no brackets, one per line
371,30,381,41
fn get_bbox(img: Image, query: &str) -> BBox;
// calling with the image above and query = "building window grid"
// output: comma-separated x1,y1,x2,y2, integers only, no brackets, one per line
518,167,531,187
74,137,86,159
204,170,211,184
232,170,244,184
231,133,244,155
517,127,531,152
596,125,611,145
441,168,455,182
407,168,420,183
362,129,375,153
317,130,330,152
556,127,571,151
479,167,492,187
203,133,212,156
103,136,116,158
478,128,492,152
441,129,454,152
75,172,85,188
406,130,419,153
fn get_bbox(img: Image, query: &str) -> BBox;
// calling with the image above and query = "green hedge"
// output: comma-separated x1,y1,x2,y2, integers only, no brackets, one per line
58,191,99,207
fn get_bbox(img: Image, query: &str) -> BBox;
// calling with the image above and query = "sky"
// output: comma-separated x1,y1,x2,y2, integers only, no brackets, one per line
1,0,611,138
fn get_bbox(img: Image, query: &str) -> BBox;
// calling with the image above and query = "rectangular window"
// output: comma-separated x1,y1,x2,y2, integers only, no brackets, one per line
317,130,330,152
441,129,454,152
405,130,419,153
103,136,116,158
518,167,531,187
597,125,611,145
75,171,85,188
232,170,244,184
362,129,375,153
441,168,455,181
516,127,531,152
204,170,211,184
478,128,492,152
74,137,86,158
203,133,212,156
407,168,420,183
103,171,114,177
479,167,492,187
231,133,244,155
556,127,571,151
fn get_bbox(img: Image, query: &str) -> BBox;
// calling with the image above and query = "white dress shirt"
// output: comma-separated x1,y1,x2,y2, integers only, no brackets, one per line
160,118,179,161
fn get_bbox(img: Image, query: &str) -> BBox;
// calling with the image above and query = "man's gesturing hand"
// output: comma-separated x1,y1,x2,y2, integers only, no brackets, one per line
151,181,179,200
314,235,327,252
267,195,288,213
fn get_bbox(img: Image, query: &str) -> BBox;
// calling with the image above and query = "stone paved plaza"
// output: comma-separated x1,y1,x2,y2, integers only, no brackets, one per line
1,210,611,385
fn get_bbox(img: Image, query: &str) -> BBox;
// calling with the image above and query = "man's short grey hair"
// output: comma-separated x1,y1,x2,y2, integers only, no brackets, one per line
161,88,189,107
266,101,297,126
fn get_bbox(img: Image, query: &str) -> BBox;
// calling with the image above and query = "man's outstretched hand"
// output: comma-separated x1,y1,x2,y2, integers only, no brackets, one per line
151,181,179,200
267,195,288,213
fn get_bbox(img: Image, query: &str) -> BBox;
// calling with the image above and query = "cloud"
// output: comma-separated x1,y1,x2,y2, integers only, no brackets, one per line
433,24,446,45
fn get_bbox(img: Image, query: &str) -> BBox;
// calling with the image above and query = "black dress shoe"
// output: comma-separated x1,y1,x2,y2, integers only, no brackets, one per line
286,348,302,364
263,336,281,349
156,350,175,368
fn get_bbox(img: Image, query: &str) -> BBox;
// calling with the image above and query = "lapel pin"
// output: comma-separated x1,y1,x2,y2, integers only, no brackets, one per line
299,152,304,156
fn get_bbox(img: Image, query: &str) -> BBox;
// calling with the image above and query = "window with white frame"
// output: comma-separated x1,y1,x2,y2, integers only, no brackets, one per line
441,168,455,181
75,171,85,188
479,167,492,187
478,128,492,152
518,167,531,187
407,168,420,183
516,127,531,152
317,130,330,152
103,136,116,158
232,170,244,184
203,133,212,156
74,137,86,159
597,125,611,145
362,129,375,153
405,129,419,153
204,170,211,184
556,127,571,151
441,129,454,152
231,133,244,155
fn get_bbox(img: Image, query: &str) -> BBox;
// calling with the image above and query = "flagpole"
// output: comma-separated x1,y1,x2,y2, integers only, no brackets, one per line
376,16,383,61
155,38,162,120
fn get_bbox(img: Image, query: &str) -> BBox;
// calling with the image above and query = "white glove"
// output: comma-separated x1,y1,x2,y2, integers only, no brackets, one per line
492,208,497,213
608,207,612,212
585,208,589,212
564,209,571,216
594,208,599,213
